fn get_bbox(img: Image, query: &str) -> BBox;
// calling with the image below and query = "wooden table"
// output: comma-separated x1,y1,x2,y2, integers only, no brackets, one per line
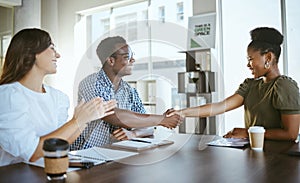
0,134,299,183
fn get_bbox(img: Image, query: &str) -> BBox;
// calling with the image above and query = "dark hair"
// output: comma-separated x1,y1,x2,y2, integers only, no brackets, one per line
96,36,127,64
247,27,283,62
0,28,52,85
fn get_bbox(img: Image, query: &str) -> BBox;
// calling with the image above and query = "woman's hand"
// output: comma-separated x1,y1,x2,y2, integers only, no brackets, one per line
73,97,116,125
165,108,184,118
100,99,117,118
223,128,248,139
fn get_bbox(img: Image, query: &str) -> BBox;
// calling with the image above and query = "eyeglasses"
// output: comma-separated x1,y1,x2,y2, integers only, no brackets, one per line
111,47,135,62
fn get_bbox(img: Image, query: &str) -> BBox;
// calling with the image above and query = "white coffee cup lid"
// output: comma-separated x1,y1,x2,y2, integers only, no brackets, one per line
248,126,265,133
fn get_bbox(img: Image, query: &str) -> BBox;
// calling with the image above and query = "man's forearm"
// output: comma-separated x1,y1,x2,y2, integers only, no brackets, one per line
102,108,163,128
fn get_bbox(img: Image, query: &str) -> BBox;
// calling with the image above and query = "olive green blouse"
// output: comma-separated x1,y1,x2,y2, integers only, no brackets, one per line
236,75,300,129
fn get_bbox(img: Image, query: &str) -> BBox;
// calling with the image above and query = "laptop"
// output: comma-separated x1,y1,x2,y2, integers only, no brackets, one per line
287,134,300,156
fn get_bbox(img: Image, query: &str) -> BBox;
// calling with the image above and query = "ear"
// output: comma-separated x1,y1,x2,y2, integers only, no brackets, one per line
106,57,115,66
264,52,272,62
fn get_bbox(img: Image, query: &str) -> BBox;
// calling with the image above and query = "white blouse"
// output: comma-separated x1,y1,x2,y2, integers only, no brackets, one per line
0,82,69,166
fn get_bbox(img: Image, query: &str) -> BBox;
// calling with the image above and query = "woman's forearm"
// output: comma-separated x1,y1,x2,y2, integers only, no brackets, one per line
265,128,299,141
180,102,227,117
29,118,86,162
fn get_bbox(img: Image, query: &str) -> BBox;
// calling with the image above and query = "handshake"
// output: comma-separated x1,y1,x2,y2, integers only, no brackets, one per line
160,108,184,129
112,108,184,141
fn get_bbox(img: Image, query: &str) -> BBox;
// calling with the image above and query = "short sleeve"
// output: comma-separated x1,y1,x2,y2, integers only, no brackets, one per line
235,78,251,98
272,76,300,114
0,86,39,162
44,85,70,127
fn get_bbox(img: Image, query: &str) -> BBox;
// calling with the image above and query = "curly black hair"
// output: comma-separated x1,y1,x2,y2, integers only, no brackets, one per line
248,27,283,62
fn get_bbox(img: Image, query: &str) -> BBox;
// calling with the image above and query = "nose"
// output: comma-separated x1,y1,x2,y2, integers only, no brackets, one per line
247,61,251,68
129,57,135,63
55,52,61,58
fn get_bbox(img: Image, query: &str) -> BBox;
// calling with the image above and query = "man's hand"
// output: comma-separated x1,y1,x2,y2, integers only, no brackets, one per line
159,113,183,129
112,128,136,140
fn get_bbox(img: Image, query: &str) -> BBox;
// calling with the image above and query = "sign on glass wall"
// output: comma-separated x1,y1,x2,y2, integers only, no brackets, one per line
187,13,216,50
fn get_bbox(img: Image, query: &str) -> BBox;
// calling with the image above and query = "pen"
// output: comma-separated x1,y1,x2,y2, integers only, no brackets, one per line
130,139,152,144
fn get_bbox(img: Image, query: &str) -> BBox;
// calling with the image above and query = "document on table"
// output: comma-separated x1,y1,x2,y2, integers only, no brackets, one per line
68,147,139,161
25,158,82,172
112,138,174,151
25,147,138,172
207,138,249,148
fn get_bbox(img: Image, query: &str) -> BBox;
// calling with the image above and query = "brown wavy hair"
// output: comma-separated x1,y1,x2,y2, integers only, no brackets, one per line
0,28,52,85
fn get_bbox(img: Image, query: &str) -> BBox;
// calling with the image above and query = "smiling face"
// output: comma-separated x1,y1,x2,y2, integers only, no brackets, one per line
34,44,60,75
246,47,267,79
111,44,135,77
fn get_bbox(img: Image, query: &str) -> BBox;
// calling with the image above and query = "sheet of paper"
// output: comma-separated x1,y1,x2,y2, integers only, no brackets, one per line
25,158,81,172
69,147,138,161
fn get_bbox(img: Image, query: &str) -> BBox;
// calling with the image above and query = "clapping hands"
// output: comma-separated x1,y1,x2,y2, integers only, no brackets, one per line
73,97,117,125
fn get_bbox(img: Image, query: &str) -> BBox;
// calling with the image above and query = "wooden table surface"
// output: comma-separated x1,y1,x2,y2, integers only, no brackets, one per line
0,134,299,183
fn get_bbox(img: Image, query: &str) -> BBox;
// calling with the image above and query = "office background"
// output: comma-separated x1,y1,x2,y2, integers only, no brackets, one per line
0,0,299,135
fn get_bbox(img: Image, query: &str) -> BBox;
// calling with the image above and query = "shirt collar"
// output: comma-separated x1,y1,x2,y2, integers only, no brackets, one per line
97,69,126,91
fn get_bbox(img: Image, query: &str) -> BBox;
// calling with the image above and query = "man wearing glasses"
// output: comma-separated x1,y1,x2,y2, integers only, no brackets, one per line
70,36,181,150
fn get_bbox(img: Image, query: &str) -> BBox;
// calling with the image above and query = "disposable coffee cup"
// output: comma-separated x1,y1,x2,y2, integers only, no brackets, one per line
43,138,69,181
248,126,265,150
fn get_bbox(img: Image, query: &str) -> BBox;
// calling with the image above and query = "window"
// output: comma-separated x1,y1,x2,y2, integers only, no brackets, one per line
177,2,184,21
0,6,13,73
158,6,165,23
220,0,281,134
286,0,300,86
101,18,110,34
0,35,11,72
74,1,193,115
115,13,137,42
142,10,148,21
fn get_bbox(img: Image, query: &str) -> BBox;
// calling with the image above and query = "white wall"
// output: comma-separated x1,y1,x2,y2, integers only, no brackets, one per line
14,0,41,32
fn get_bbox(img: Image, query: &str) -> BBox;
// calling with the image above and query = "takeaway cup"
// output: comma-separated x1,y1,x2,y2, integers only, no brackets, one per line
248,126,265,150
43,138,69,181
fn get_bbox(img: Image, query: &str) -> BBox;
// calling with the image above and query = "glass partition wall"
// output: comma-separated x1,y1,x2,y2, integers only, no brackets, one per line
73,0,299,135
220,0,282,133
220,0,300,133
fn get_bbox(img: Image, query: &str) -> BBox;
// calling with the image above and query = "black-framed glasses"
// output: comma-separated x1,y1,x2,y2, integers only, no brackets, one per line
111,47,135,62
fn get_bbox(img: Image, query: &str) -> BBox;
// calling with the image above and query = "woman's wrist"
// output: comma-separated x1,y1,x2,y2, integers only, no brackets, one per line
71,116,86,132
178,109,186,117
